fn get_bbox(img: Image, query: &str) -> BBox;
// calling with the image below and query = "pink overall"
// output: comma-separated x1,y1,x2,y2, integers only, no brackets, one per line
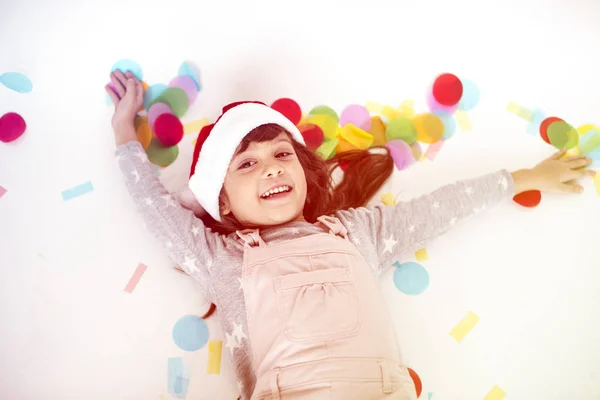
237,216,417,400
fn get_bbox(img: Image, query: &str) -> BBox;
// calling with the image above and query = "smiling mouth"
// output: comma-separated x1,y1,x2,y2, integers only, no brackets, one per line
260,185,293,200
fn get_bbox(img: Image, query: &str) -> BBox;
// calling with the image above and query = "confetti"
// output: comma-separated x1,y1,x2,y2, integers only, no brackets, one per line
425,140,444,161
380,192,396,206
151,88,189,118
408,368,422,398
146,138,179,167
393,261,430,295
155,114,184,146
136,122,152,150
111,59,143,81
168,357,190,399
0,186,6,199
415,248,429,261
428,393,434,400
298,123,324,150
0,112,27,143
309,105,339,123
526,108,546,135
483,385,506,400
539,117,562,144
0,72,33,93
184,118,210,135
365,101,385,114
513,190,542,208
414,113,444,144
547,120,578,149
308,114,338,139
169,75,199,105
399,100,415,118
339,124,373,149
144,83,168,110
124,263,147,294
449,311,480,343
369,116,387,146
578,130,600,155
148,102,173,130
340,104,371,131
411,142,422,161
454,110,472,131
386,140,415,171
178,61,201,91
271,98,302,125
432,73,463,106
506,101,533,121
61,181,94,201
316,137,338,160
457,79,479,111
427,91,458,114
433,111,457,140
386,117,417,144
172,315,209,351
206,340,223,374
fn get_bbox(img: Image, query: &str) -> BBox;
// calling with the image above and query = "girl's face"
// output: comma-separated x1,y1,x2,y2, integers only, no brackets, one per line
221,132,307,227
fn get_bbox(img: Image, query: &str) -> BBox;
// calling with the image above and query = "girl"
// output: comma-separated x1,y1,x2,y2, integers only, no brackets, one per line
106,71,595,400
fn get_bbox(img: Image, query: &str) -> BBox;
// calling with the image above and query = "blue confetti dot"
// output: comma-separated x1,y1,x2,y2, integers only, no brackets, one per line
178,62,201,91
172,315,208,351
526,108,546,135
111,59,143,81
0,72,33,93
143,83,167,110
432,111,456,140
458,79,480,111
393,261,429,295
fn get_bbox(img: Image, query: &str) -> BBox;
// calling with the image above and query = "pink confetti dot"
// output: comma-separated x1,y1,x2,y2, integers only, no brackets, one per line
0,112,27,143
169,76,199,105
340,104,371,131
148,103,173,131
385,140,415,170
427,90,458,114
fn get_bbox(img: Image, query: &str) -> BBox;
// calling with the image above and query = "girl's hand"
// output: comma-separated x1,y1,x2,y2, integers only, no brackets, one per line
512,149,596,194
105,70,143,146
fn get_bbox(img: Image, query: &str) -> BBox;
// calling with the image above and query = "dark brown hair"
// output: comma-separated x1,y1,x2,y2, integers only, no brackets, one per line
202,123,394,234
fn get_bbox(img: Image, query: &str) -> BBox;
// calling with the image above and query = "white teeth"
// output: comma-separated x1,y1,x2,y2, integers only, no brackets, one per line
261,185,290,198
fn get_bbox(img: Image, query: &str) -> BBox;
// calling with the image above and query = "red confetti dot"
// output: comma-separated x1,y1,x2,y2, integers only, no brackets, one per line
271,98,302,125
154,114,184,146
432,73,463,106
408,367,422,398
539,117,563,145
0,112,27,143
513,190,542,208
298,123,324,150
340,161,350,172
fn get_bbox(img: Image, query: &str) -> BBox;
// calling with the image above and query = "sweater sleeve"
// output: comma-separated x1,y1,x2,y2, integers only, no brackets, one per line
335,170,515,273
116,141,224,300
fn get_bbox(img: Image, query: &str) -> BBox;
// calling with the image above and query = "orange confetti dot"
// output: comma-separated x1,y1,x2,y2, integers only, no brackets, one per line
408,368,423,398
369,116,387,147
414,113,444,144
136,122,152,149
336,136,358,153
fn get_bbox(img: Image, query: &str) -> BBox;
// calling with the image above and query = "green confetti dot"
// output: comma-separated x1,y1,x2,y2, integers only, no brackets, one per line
146,138,179,167
150,88,189,117
309,105,339,123
386,117,417,144
547,121,578,149
316,137,338,160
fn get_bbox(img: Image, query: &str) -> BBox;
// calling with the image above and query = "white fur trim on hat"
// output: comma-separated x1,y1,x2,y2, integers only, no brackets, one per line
188,103,305,222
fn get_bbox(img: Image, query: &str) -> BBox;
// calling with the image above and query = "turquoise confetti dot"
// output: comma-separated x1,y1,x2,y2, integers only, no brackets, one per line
144,83,167,110
178,62,201,91
172,315,208,351
111,59,143,81
526,108,546,135
393,261,429,295
0,72,33,93
433,110,456,140
458,79,479,111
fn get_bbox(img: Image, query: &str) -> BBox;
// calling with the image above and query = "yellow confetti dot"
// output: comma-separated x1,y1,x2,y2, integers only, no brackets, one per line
415,248,428,261
365,100,384,114
399,100,415,118
336,136,358,153
183,118,210,135
382,106,401,121
577,123,599,136
455,110,473,131
414,113,444,144
449,311,480,343
380,192,396,206
308,114,338,139
206,340,223,374
339,124,374,149
506,101,533,121
484,386,506,400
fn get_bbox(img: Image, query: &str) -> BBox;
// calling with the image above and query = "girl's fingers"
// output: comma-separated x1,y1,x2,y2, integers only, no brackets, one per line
124,78,136,99
549,148,567,160
110,72,126,98
105,84,120,106
560,182,584,194
566,157,592,169
114,70,130,88
561,154,586,162
136,80,144,106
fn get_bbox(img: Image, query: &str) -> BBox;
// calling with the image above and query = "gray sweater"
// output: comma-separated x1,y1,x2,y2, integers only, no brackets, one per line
116,141,515,399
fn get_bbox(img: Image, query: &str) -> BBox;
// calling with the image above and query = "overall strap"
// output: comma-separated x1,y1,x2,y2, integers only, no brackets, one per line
316,215,348,239
235,229,266,248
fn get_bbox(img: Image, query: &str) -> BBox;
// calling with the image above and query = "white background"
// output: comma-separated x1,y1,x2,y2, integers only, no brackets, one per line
1,0,599,399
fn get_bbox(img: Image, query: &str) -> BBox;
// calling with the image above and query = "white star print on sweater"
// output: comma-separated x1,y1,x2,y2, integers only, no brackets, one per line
115,141,515,399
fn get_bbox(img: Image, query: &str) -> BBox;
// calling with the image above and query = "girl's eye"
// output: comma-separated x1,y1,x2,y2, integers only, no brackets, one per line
276,152,293,158
239,161,255,170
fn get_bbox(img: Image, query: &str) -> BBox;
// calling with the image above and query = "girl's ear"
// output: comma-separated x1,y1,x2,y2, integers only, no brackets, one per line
220,193,231,216
177,187,208,218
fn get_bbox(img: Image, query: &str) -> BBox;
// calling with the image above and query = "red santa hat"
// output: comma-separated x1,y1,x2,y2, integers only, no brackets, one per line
188,101,305,222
